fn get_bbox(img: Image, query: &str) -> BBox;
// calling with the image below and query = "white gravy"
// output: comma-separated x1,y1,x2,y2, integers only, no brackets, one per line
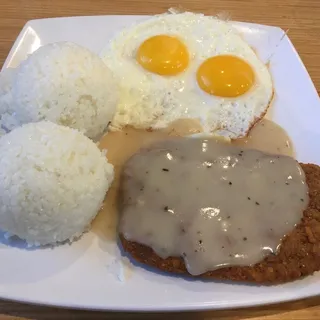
119,138,308,275
92,118,302,273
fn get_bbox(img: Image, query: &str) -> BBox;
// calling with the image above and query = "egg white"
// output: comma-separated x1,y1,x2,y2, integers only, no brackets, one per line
102,12,273,139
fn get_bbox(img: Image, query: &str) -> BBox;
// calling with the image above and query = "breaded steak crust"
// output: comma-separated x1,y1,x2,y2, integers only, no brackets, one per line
119,164,320,284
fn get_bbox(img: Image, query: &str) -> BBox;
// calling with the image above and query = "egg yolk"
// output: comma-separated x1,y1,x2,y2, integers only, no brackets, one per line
197,55,255,97
136,35,189,76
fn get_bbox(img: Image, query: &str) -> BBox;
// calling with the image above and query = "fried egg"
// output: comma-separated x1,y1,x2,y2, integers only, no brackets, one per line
102,12,273,138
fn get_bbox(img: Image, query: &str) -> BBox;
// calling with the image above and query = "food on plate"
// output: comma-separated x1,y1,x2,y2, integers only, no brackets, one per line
95,118,293,244
102,12,273,138
0,11,316,287
1,42,118,139
0,121,114,246
118,138,320,283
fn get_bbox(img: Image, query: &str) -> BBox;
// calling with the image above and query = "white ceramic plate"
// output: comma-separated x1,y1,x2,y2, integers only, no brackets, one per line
1,15,320,312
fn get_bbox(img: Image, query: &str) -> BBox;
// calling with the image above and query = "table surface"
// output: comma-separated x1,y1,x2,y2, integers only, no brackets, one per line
0,0,319,319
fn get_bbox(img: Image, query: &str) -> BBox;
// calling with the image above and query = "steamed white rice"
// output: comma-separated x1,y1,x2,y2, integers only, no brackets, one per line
0,121,114,246
2,42,118,139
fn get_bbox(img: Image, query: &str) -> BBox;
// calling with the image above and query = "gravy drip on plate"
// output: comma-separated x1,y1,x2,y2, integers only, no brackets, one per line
91,119,202,239
119,138,308,275
233,119,294,157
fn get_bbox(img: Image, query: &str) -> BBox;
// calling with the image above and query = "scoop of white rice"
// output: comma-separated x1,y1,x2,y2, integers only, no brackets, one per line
0,121,114,246
9,42,118,139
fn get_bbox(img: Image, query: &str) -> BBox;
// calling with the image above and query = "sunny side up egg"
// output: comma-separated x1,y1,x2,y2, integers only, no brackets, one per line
102,12,273,139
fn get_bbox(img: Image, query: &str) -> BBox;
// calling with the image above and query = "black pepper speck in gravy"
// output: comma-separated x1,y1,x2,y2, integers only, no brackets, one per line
119,138,308,275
